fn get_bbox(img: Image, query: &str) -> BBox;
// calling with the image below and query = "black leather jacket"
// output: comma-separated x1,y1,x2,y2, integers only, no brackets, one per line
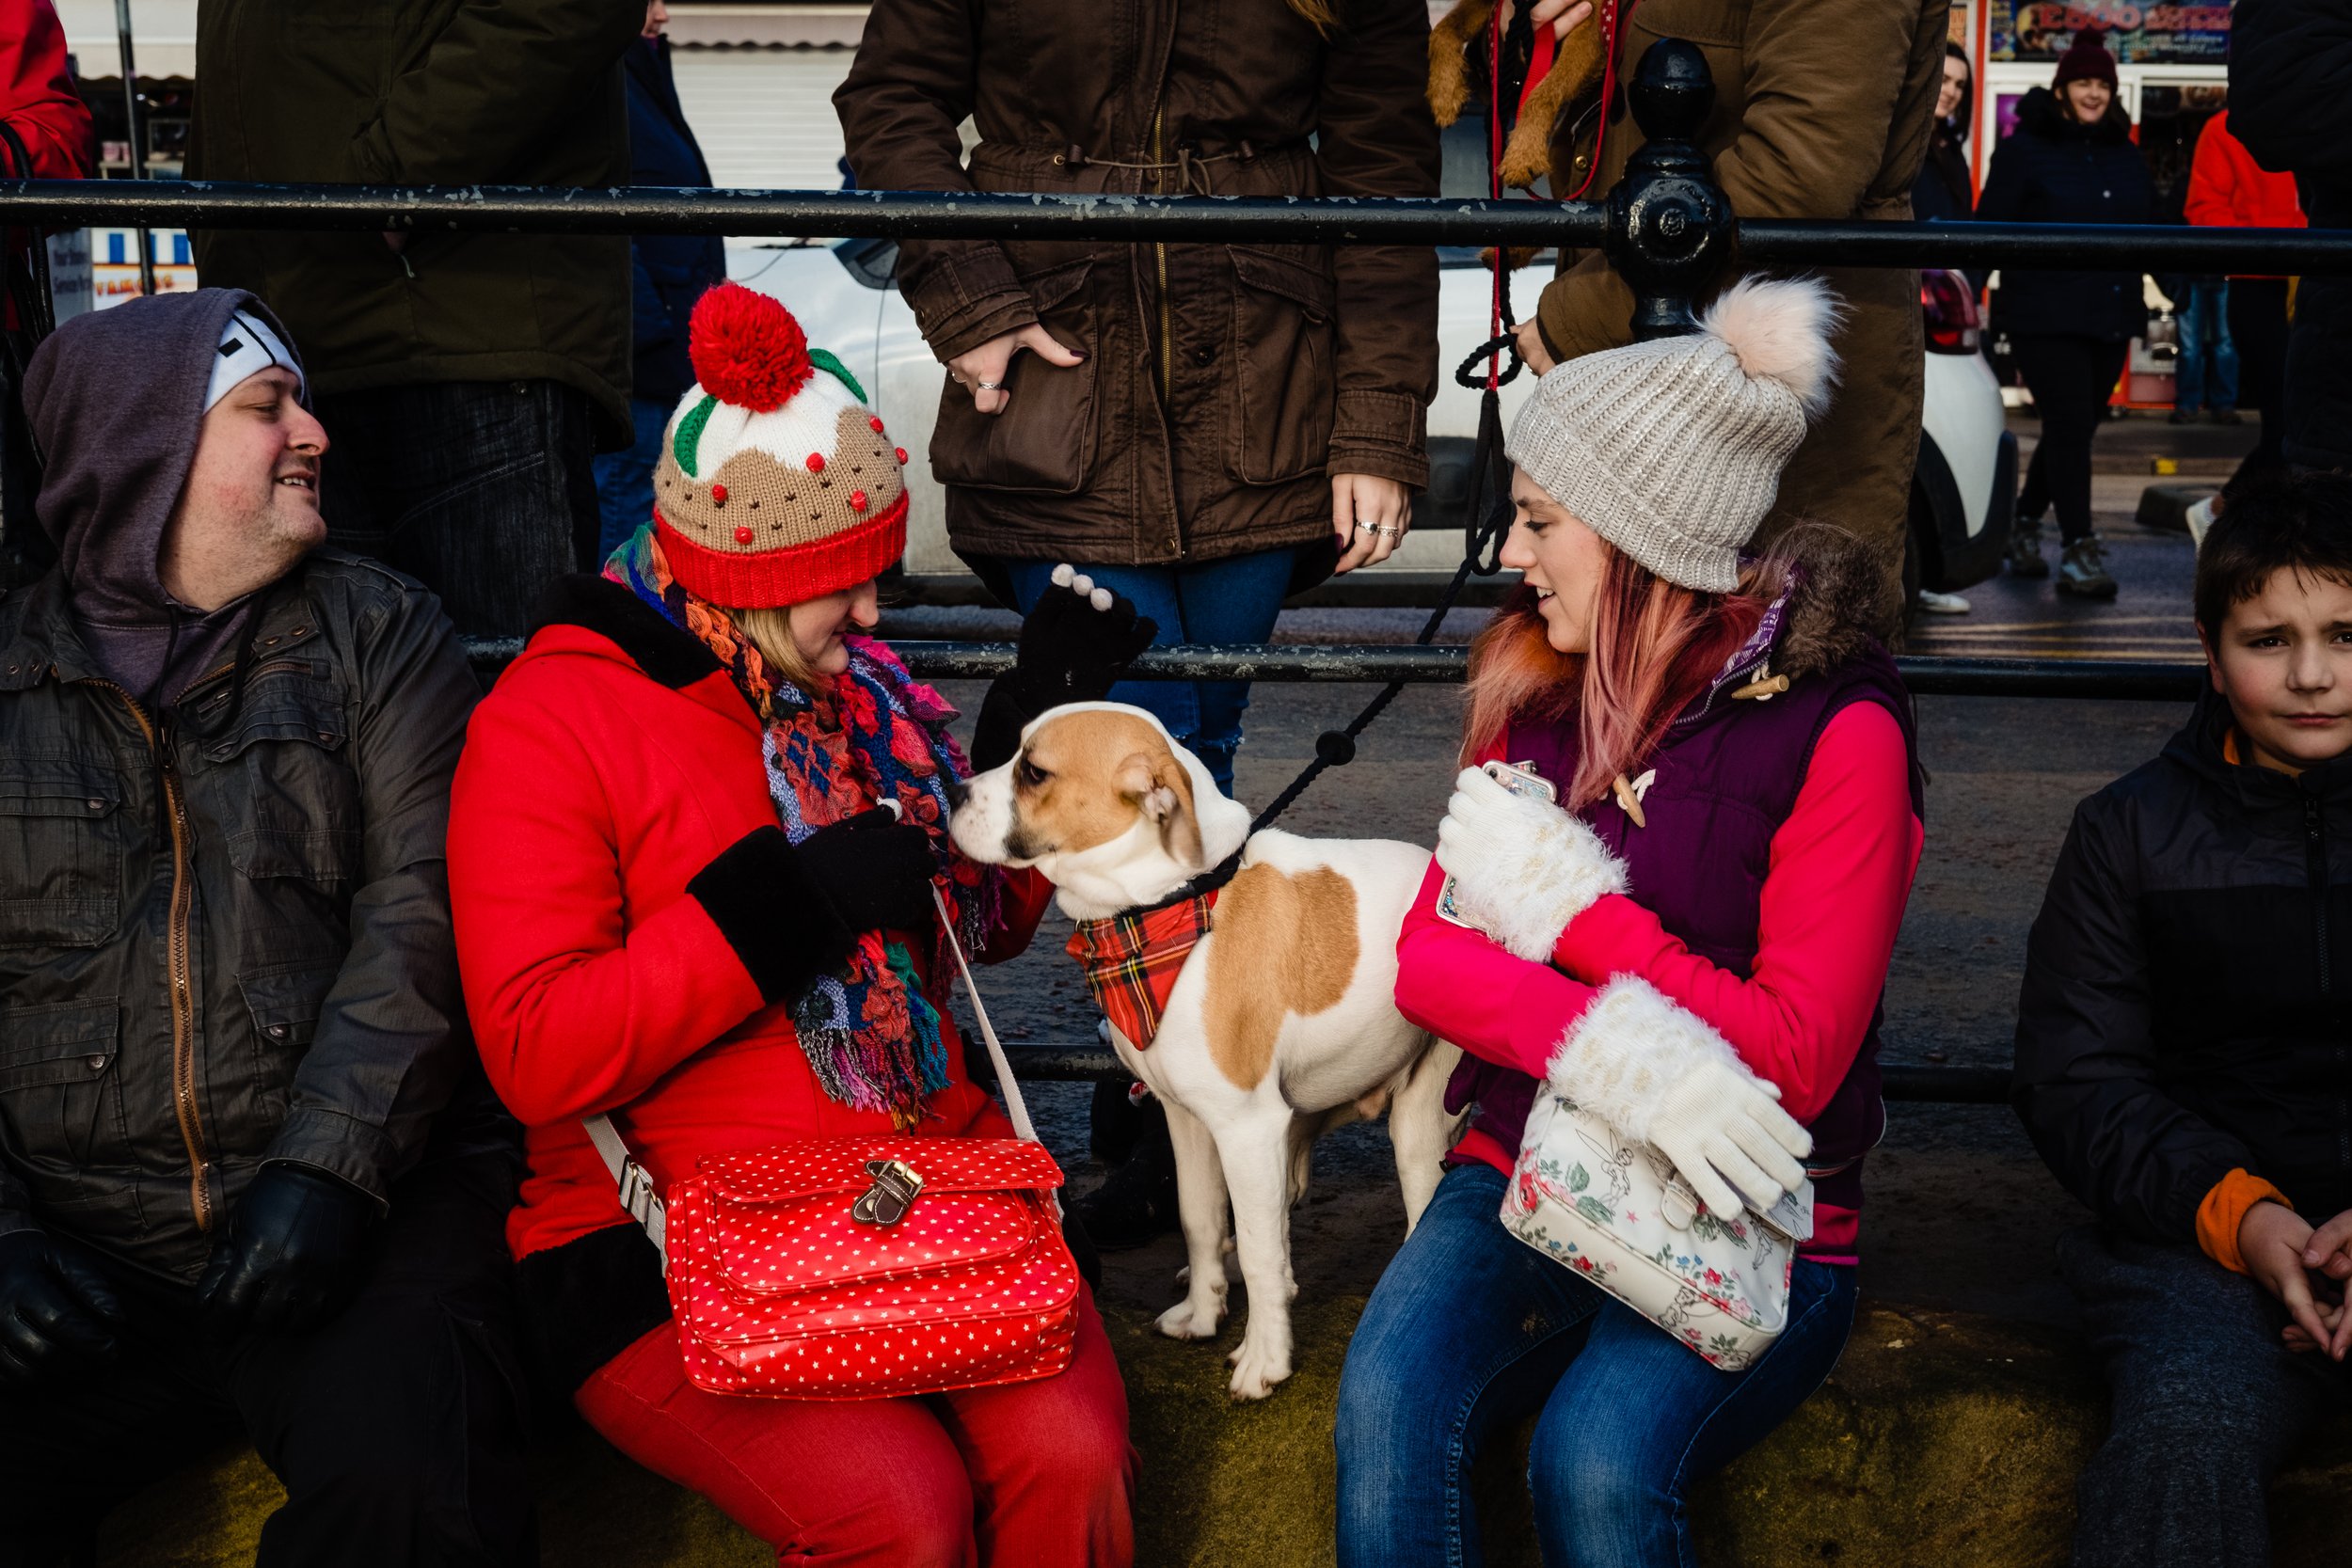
2015,691,2352,1243
0,551,490,1278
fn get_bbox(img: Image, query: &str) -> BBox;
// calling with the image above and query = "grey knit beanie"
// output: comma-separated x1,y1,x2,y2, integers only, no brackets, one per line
1505,277,1843,593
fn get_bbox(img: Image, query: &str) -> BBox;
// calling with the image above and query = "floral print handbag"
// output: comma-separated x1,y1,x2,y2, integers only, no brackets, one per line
1502,1087,1816,1371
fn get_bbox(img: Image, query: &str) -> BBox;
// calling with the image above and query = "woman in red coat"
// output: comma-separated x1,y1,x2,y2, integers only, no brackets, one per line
448,285,1151,1566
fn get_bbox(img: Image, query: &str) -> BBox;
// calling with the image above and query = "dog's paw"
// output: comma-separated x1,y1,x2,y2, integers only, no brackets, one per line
1226,1338,1294,1401
1156,1297,1226,1340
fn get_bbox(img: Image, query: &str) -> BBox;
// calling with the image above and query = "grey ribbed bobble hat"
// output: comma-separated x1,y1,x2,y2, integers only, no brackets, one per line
1504,277,1843,594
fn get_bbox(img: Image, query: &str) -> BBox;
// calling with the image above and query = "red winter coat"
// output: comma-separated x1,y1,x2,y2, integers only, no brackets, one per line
1,1,94,328
447,578,1053,1273
2185,111,2306,278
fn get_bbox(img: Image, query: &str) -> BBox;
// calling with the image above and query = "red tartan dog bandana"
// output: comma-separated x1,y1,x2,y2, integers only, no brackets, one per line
1064,892,1220,1052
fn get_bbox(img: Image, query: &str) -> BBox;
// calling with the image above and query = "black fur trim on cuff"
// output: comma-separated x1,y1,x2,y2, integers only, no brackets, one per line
687,825,856,1004
515,1222,673,1394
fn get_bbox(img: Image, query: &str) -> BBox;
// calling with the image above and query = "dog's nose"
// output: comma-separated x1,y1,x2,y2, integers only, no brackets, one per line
945,775,970,810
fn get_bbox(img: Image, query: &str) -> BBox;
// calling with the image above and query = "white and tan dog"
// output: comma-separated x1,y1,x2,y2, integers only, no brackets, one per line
951,702,1460,1400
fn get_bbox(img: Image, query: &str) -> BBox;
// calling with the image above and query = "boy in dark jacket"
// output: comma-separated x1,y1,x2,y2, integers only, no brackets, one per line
2014,472,2352,1568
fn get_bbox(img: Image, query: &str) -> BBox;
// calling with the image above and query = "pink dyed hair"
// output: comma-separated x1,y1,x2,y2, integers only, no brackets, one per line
1462,544,1791,810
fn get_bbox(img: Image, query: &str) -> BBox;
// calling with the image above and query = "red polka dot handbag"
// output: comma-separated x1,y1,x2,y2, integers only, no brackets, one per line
583,889,1083,1399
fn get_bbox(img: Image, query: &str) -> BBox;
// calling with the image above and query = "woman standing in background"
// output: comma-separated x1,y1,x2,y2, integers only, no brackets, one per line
1976,33,2153,601
834,0,1440,797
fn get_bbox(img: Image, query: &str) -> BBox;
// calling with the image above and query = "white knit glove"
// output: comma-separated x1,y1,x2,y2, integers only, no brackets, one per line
1434,766,1628,962
1546,975,1813,1220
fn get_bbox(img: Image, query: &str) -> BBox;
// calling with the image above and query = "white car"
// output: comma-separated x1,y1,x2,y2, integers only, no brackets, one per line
728,241,2010,602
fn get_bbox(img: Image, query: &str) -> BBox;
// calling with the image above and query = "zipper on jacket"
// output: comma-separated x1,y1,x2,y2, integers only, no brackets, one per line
2305,793,2332,996
2304,791,2349,1177
1151,104,1173,403
89,680,215,1232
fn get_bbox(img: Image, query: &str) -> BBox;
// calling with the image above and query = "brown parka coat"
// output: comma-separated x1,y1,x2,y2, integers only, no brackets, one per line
835,0,1441,571
1534,0,1949,622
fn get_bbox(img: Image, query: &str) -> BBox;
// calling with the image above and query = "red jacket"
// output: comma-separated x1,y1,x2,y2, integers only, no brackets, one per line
2185,111,2305,278
0,2,92,182
1,1,93,328
448,578,1052,1267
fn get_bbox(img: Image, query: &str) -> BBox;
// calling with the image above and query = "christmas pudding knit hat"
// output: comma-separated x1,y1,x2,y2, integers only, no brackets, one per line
652,283,910,608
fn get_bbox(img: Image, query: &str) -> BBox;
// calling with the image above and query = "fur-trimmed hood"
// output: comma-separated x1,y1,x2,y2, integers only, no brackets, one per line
1759,526,1903,684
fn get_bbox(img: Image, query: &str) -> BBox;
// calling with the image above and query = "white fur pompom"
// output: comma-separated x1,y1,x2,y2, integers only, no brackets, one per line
1702,277,1844,420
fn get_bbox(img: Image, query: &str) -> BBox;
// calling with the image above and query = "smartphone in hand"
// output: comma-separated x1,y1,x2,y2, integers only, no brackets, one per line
1436,760,1558,929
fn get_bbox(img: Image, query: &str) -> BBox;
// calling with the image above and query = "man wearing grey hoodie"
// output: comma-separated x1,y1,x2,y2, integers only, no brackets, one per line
0,290,532,1564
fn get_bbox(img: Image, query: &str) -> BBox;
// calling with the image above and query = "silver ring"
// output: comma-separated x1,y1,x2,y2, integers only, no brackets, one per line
977,379,1005,391
1373,524,1403,538
1355,522,1377,533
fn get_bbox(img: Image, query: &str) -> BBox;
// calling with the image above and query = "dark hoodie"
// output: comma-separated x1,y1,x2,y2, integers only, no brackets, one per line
24,287,303,705
2015,689,2352,1244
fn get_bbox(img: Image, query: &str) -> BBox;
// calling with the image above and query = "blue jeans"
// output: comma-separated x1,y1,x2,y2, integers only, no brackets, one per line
2173,278,2239,414
996,548,1300,794
1334,1163,1858,1568
593,396,673,564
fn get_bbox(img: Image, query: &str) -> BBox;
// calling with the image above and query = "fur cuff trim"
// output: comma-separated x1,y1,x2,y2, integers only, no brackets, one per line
1545,974,1754,1143
1441,790,1629,963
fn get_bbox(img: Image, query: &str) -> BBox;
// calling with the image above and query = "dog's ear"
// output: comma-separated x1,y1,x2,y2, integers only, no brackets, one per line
1117,750,1203,865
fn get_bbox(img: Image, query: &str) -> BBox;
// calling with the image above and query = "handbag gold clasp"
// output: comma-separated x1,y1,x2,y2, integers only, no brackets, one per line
852,1159,924,1227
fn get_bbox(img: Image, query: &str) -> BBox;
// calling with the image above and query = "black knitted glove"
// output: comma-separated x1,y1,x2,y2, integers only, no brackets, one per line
971,565,1159,770
0,1228,126,1385
795,808,938,933
197,1164,375,1338
690,813,939,1004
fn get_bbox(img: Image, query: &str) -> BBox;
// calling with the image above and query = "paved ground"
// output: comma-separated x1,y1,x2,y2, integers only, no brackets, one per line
875,407,2247,1344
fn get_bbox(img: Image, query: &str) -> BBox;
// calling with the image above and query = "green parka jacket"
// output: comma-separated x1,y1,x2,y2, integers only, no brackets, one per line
1533,0,1949,621
0,556,485,1279
187,0,643,442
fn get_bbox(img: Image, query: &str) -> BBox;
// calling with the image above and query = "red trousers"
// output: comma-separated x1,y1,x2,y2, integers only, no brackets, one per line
577,1291,1136,1567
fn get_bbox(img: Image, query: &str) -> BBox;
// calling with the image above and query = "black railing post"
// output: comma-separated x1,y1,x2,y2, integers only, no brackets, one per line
1604,40,1736,341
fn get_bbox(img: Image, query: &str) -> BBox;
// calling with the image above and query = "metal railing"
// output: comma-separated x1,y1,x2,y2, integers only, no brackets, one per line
460,641,2209,703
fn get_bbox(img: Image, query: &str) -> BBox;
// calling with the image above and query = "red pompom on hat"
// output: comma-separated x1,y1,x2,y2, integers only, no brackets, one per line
651,284,909,609
687,282,814,412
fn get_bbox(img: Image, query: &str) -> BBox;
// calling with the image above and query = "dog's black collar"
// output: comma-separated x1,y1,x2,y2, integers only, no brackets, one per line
1110,845,1248,921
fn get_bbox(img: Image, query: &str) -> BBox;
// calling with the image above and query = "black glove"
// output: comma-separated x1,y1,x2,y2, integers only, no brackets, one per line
197,1164,374,1338
971,565,1159,770
0,1228,127,1385
690,812,942,1005
796,808,940,934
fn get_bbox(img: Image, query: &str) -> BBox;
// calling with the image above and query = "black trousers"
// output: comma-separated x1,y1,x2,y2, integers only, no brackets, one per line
0,1154,535,1568
317,379,600,643
2225,277,2292,490
2013,334,2131,546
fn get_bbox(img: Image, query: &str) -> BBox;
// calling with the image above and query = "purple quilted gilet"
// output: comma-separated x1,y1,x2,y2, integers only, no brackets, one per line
1444,617,1921,1221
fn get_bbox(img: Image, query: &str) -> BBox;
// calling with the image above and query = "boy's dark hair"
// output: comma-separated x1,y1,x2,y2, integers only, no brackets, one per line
2193,471,2352,638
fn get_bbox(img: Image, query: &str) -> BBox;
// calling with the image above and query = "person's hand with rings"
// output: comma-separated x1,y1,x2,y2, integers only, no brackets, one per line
1333,473,1413,575
947,324,1087,416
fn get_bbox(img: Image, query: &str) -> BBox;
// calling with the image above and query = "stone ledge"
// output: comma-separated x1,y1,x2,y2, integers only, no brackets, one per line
95,1301,2352,1567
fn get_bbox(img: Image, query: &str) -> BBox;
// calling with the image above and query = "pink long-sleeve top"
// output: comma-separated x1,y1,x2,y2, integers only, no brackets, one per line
1394,701,1924,1259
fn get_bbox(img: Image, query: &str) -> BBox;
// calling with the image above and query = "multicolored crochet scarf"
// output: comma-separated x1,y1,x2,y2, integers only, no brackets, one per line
606,527,998,1129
